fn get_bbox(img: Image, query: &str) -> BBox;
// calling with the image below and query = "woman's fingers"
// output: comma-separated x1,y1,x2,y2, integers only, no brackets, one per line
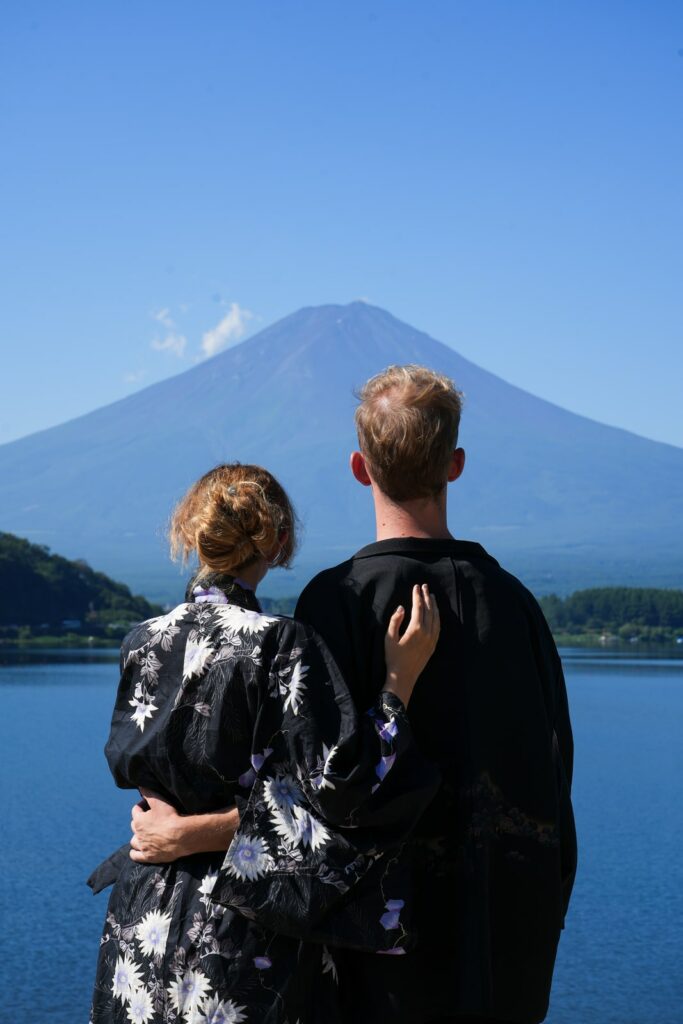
387,604,405,643
406,583,424,636
423,584,440,642
421,584,434,635
388,584,439,651
411,585,440,653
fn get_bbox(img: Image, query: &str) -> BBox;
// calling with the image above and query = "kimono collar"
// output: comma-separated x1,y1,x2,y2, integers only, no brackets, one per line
184,571,262,613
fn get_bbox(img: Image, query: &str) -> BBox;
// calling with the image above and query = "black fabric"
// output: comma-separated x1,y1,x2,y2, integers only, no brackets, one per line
90,578,440,1023
296,537,577,1024
182,570,263,612
87,843,132,895
426,1019,533,1024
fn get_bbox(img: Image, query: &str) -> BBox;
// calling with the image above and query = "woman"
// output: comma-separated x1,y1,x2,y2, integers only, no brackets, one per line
90,463,440,1024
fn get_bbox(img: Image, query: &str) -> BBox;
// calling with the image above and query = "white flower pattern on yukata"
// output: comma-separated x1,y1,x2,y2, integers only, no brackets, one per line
111,954,143,1003
199,996,248,1023
168,967,212,1017
146,607,188,651
280,660,307,715
198,871,218,898
129,698,159,732
225,834,274,881
183,634,216,681
91,574,427,1024
135,909,172,958
214,604,279,639
263,774,303,812
126,985,154,1024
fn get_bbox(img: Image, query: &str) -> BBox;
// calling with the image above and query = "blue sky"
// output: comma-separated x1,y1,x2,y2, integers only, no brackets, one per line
2,1,682,447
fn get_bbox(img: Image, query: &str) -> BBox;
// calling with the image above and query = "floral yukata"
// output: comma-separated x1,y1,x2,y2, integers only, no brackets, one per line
90,575,439,1024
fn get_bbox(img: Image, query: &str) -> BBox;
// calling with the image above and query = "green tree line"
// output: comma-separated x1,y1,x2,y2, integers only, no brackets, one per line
539,586,683,641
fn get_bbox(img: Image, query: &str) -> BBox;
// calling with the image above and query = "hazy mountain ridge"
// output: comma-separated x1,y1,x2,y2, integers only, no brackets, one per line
2,302,682,601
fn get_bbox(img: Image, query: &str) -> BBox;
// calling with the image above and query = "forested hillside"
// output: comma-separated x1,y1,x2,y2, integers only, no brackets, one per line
0,532,162,640
539,587,683,644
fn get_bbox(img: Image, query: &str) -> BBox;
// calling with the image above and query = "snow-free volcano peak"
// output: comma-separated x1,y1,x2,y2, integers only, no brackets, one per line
1,302,681,601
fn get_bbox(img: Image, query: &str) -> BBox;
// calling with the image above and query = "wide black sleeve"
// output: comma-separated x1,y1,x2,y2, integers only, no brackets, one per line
550,644,577,919
268,618,439,831
211,618,441,951
528,596,578,920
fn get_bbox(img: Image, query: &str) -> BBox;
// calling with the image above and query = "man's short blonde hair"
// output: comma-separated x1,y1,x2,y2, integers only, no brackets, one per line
355,364,463,501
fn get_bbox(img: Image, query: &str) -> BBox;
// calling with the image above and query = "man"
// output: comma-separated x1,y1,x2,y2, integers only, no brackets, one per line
129,364,576,1024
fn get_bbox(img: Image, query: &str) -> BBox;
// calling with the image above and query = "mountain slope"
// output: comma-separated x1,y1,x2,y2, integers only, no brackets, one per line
0,531,161,630
2,302,682,600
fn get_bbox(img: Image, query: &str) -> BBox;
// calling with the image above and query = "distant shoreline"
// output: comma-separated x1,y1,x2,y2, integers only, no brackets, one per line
2,632,682,657
553,632,683,652
0,634,120,650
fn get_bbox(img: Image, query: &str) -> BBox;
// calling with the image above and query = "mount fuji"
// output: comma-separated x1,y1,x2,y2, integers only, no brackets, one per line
2,302,682,601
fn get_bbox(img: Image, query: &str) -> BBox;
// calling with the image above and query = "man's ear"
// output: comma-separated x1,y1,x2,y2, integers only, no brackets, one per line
350,451,373,487
447,448,466,483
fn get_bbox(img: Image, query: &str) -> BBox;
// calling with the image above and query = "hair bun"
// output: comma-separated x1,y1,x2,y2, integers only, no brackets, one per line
169,463,297,576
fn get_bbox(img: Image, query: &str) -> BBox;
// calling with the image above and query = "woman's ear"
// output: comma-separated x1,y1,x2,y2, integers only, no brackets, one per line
350,451,373,487
266,530,288,567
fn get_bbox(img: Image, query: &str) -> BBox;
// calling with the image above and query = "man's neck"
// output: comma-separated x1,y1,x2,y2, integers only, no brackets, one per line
372,487,453,541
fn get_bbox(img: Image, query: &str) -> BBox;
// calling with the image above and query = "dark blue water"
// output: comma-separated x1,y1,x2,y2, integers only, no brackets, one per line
1,649,681,1022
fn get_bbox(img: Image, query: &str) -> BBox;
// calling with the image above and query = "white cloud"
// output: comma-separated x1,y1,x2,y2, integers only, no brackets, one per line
152,307,175,330
201,302,253,358
150,308,187,358
151,332,187,357
124,369,147,384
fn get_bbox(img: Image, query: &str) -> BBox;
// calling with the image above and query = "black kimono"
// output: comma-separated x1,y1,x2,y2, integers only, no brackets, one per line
90,575,439,1024
296,538,577,1024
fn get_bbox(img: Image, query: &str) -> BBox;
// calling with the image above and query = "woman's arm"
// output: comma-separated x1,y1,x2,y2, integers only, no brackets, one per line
283,583,440,831
127,585,438,864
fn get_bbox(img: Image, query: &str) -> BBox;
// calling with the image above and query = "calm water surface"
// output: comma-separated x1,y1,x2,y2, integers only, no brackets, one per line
0,648,681,1022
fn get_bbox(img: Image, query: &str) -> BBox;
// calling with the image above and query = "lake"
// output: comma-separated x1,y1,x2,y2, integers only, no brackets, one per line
0,647,681,1022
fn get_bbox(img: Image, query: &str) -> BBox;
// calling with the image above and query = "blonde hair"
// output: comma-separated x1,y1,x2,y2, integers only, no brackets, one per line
355,364,463,501
169,463,296,575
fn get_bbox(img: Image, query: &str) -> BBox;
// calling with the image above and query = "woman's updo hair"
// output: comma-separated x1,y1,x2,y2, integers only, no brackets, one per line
169,463,297,576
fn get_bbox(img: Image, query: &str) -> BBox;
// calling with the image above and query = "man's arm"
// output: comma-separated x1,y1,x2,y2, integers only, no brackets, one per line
129,790,240,864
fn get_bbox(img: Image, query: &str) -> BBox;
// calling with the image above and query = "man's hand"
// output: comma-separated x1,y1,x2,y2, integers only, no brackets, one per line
129,788,241,864
130,791,187,863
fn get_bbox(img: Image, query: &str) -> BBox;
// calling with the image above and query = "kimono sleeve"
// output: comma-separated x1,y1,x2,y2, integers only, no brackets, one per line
211,619,441,951
274,620,439,829
551,646,577,919
529,598,578,921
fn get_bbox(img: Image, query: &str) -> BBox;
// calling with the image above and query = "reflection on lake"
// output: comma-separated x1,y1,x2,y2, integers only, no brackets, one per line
0,649,681,1022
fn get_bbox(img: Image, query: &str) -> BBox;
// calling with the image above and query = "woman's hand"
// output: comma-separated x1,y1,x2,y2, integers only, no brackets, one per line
382,583,440,707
